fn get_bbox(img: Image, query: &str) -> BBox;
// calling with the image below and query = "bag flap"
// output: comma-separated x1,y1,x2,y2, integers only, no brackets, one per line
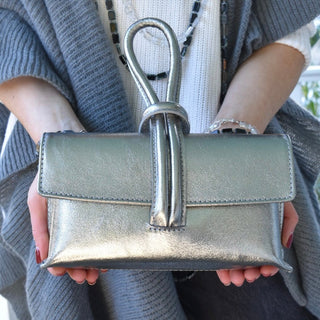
38,133,295,205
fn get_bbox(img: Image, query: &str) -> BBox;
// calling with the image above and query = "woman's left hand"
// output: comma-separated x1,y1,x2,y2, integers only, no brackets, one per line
216,202,298,286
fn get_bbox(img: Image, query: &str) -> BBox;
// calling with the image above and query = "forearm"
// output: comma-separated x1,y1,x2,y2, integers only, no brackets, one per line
0,76,84,143
216,43,305,133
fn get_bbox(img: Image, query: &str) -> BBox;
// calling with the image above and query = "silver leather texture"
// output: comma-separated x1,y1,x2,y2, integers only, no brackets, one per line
38,18,295,271
39,132,294,271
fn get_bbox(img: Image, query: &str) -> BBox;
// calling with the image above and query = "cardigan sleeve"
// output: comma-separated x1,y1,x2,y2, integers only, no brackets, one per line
226,0,320,85
253,1,320,45
0,8,74,104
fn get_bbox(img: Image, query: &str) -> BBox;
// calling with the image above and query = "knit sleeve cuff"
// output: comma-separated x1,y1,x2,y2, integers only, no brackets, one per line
255,0,320,44
0,9,73,104
276,22,316,70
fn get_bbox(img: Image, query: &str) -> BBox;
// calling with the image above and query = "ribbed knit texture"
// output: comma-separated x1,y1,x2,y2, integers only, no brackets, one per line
96,0,221,133
101,271,186,319
0,104,9,149
269,101,320,317
226,1,320,85
0,1,319,319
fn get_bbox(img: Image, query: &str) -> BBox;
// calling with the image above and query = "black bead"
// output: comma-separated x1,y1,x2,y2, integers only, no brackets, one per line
109,22,117,33
180,46,188,57
147,74,156,81
234,128,247,134
190,13,197,24
221,1,228,13
221,128,233,134
183,36,192,46
112,33,120,44
221,37,228,48
108,10,116,20
192,2,201,12
157,72,168,80
221,12,227,24
119,54,127,65
106,0,113,10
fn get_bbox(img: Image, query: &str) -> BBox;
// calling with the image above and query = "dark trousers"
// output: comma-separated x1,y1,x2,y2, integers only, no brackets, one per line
175,272,318,320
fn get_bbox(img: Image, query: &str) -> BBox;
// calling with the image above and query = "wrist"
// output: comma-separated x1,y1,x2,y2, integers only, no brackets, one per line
0,77,85,144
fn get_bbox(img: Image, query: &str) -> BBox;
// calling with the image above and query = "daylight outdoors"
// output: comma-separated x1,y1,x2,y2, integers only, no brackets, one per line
0,14,320,320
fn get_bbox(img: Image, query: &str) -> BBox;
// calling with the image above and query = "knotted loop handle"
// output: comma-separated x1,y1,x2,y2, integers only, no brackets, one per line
124,18,190,134
124,18,187,228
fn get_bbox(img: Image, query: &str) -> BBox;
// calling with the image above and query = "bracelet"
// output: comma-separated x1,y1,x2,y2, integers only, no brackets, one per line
207,118,260,134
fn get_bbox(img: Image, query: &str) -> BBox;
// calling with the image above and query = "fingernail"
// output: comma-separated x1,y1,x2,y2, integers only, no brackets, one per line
35,247,42,264
76,280,86,285
88,281,96,286
286,233,294,249
100,269,108,273
224,282,231,286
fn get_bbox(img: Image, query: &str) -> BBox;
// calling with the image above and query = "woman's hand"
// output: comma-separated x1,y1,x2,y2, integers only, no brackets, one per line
28,173,101,285
216,202,298,286
213,42,304,287
0,76,100,284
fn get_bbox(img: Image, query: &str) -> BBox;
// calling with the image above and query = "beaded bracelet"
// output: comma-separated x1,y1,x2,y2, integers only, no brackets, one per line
207,118,260,135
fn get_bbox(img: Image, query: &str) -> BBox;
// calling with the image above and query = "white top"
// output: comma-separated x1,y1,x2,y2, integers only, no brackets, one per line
96,0,221,133
276,22,315,69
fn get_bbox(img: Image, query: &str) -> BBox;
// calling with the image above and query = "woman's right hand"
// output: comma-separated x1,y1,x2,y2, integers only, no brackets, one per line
28,172,100,285
0,76,101,284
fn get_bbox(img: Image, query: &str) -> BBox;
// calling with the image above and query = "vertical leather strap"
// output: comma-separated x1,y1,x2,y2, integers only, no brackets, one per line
124,18,189,228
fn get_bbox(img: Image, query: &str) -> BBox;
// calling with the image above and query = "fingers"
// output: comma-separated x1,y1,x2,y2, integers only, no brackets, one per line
66,268,101,285
86,269,100,285
67,269,88,284
244,268,261,283
217,265,278,287
260,265,278,277
216,270,231,286
48,267,67,277
282,202,299,249
28,173,49,262
229,269,246,287
216,269,246,287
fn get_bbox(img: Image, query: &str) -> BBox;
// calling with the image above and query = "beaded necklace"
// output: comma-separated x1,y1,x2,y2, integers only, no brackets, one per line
220,0,229,101
104,0,204,81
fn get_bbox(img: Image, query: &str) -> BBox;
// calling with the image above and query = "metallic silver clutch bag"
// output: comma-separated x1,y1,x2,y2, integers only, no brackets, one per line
39,19,294,271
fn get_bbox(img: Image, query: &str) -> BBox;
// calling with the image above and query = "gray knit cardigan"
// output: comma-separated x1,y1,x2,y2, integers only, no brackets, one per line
0,1,320,319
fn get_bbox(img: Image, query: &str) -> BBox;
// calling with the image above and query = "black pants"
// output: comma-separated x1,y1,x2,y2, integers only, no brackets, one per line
174,272,318,320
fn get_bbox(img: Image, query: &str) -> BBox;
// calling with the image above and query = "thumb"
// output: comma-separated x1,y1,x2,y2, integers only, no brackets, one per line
282,202,299,249
28,172,49,262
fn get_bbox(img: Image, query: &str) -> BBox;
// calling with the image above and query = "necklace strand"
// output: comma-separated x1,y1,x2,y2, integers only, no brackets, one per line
120,0,204,46
105,0,203,81
220,0,228,100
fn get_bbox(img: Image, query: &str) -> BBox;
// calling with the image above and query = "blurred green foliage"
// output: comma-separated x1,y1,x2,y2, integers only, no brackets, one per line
301,81,320,117
310,24,320,47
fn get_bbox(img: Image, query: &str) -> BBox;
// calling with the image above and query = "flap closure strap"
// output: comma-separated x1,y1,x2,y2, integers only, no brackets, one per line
124,18,189,228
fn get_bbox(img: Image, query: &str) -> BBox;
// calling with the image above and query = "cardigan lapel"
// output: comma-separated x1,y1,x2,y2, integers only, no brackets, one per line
42,0,134,132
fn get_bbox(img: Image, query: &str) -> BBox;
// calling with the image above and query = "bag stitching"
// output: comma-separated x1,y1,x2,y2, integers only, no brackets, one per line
39,135,295,204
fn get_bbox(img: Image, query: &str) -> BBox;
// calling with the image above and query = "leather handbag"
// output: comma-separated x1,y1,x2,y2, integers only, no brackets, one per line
39,18,294,271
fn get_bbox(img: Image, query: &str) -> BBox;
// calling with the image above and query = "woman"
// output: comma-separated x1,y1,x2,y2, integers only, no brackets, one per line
0,1,319,319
